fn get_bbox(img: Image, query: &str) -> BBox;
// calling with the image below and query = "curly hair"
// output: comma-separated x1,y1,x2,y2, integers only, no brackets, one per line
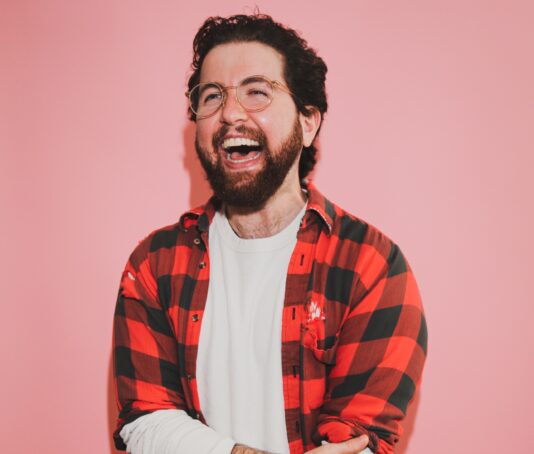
187,13,328,180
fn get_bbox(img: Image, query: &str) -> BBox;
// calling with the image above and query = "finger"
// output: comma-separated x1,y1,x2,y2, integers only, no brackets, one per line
337,434,369,453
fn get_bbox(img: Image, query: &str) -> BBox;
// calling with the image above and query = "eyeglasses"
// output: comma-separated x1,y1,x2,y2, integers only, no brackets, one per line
186,75,295,120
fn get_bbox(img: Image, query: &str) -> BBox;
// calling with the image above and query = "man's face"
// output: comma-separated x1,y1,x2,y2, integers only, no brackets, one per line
194,41,304,208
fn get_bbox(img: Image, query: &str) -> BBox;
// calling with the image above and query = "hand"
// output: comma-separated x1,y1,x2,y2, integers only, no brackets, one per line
304,435,369,453
231,443,276,454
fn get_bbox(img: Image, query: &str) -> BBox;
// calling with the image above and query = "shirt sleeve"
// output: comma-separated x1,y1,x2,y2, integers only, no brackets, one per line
113,237,189,450
313,240,428,454
120,409,236,454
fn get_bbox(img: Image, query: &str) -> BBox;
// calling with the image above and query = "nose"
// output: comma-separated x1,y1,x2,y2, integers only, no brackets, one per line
219,88,248,125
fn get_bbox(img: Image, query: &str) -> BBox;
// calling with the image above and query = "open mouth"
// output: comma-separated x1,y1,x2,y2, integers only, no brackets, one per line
222,137,262,163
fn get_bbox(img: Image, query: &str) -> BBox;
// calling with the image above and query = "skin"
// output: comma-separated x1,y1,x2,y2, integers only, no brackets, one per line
231,435,369,454
197,41,369,454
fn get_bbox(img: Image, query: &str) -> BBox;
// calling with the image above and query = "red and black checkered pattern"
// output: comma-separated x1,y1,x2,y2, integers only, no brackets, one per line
113,182,427,454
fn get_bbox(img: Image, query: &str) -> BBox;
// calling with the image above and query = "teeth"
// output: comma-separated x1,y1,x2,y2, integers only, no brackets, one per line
225,151,261,162
222,137,260,149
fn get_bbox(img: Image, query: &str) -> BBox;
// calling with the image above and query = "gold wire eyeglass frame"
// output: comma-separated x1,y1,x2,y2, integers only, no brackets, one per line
186,75,295,120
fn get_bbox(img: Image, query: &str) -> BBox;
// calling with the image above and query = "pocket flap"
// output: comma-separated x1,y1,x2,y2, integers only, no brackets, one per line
302,325,339,365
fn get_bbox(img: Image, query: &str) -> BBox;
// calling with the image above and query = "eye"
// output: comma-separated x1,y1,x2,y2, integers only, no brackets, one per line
201,91,222,105
239,77,273,101
197,84,223,106
246,88,269,98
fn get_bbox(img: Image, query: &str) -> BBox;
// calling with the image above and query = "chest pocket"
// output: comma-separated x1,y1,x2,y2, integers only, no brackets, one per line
301,322,340,366
301,297,345,362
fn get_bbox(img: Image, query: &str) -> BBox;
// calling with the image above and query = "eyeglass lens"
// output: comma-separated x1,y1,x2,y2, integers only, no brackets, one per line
191,77,274,117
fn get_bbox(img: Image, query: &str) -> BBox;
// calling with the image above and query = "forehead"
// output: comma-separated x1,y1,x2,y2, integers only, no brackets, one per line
199,41,286,84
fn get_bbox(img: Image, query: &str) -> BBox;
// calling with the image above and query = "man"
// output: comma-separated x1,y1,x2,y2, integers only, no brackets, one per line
113,13,427,454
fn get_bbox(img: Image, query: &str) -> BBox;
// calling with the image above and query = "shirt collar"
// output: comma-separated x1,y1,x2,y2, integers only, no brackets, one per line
302,180,335,234
179,180,335,235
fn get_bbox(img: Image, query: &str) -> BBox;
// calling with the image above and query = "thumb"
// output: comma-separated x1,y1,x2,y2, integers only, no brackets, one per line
338,434,369,453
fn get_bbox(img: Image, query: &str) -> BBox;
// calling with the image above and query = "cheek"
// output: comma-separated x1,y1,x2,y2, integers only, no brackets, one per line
196,121,215,147
254,112,269,127
254,113,293,145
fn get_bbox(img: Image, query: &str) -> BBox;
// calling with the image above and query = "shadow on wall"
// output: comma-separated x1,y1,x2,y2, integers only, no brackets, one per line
107,353,121,454
182,119,212,209
396,389,421,454
105,122,421,452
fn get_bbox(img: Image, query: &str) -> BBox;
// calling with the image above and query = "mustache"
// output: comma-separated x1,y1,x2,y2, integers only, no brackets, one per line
212,125,267,149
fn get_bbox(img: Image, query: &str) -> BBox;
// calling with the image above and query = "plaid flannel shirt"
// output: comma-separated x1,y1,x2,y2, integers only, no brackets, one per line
113,182,427,453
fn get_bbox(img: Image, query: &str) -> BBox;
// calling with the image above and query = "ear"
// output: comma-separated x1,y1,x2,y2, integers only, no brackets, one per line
299,106,322,148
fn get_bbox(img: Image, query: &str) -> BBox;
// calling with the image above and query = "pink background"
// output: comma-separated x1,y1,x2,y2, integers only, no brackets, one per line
2,1,533,453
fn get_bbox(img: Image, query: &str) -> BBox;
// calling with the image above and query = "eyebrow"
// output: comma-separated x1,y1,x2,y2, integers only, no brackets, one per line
199,75,271,87
240,76,268,84
199,80,223,87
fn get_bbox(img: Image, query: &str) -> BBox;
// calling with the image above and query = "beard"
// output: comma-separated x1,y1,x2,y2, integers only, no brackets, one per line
195,118,303,209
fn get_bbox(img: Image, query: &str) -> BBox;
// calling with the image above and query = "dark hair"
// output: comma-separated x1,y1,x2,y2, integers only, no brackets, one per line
187,13,328,180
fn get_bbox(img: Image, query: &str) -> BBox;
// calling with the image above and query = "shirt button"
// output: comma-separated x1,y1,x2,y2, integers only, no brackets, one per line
193,238,201,245
192,314,199,322
199,262,206,269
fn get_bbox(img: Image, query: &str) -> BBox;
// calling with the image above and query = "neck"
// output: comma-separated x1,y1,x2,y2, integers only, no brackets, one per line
225,175,306,239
